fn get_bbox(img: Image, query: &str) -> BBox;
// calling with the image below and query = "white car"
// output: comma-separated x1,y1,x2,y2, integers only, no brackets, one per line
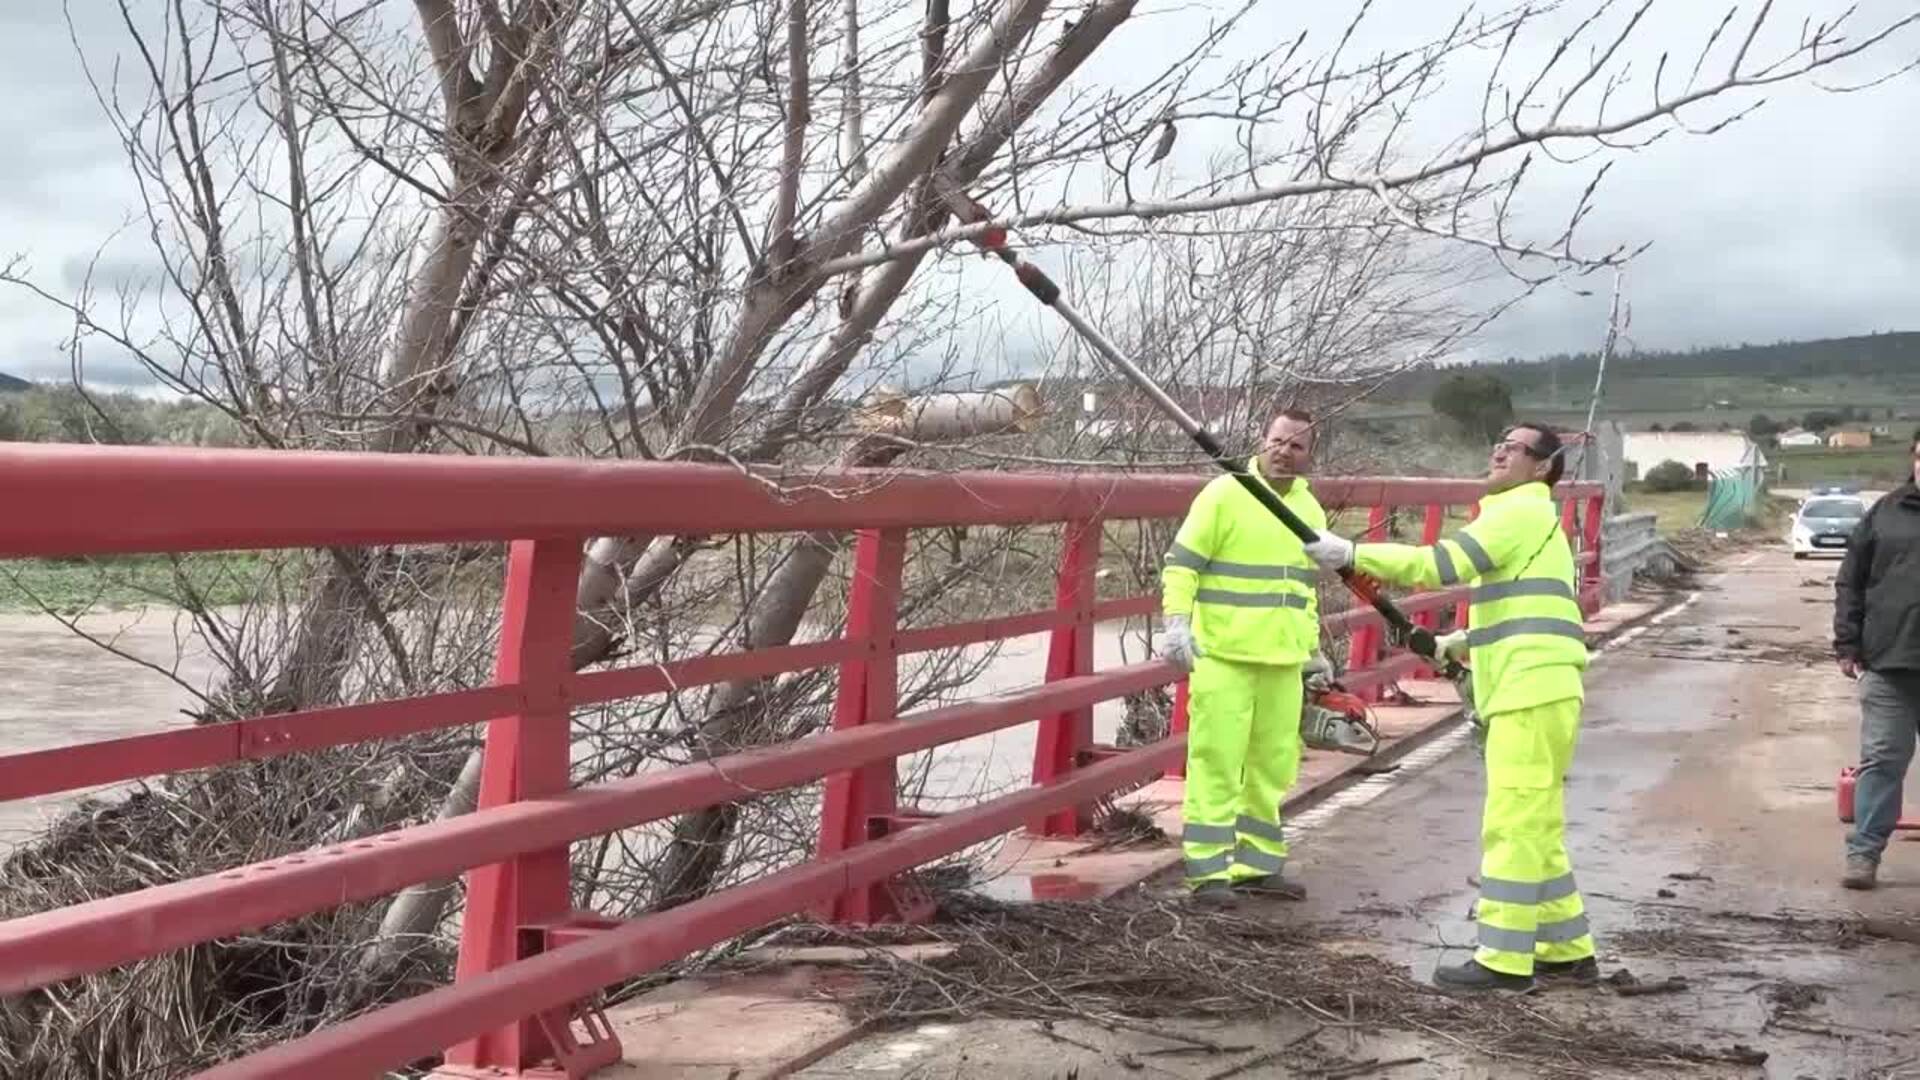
1790,492,1869,559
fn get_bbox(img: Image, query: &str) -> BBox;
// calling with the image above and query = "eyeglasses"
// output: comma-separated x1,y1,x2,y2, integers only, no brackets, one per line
1492,438,1544,459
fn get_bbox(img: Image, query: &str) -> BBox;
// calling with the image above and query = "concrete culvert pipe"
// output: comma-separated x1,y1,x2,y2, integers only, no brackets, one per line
855,384,1044,442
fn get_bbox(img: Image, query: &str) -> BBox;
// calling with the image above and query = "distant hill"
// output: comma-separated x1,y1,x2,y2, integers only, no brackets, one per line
0,371,29,393
1374,331,1920,405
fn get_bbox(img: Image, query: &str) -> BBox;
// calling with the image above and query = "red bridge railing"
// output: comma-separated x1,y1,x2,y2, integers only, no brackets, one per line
0,445,1605,1079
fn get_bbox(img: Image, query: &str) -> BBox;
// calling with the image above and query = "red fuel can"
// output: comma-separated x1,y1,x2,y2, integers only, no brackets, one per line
1837,765,1920,831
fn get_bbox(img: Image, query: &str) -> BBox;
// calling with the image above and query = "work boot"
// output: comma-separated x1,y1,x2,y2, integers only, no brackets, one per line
1235,874,1307,901
1433,959,1535,995
1534,957,1601,986
1189,880,1236,907
1842,855,1879,890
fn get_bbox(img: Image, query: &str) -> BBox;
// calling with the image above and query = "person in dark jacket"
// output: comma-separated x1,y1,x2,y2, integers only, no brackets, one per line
1835,429,1920,890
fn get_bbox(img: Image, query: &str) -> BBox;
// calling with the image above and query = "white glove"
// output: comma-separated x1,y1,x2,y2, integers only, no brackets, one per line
1162,614,1201,674
1436,629,1469,664
1303,533,1354,570
1303,650,1334,690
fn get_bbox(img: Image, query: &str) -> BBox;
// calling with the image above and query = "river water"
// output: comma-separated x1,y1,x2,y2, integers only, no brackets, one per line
0,608,1155,856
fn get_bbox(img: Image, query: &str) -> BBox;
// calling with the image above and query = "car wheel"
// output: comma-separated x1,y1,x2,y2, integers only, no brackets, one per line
1793,552,1807,560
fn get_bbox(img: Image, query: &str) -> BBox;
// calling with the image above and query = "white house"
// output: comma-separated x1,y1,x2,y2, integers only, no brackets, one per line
1622,431,1769,482
1777,429,1823,448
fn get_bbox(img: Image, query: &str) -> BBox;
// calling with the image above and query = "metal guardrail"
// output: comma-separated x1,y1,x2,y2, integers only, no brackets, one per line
0,445,1611,1079
1599,511,1678,603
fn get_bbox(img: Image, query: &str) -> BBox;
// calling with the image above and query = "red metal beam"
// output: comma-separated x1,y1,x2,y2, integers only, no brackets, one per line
0,444,1596,557
1091,595,1158,622
569,638,863,705
191,734,1186,1080
1336,650,1428,695
894,609,1064,655
1323,587,1468,638
0,686,519,804
0,662,1172,995
0,446,1201,555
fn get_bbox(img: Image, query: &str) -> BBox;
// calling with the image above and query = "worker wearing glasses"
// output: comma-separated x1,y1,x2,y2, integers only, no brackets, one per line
1304,423,1596,994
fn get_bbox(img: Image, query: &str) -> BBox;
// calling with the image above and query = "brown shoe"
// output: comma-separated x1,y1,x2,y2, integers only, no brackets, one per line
1842,855,1878,891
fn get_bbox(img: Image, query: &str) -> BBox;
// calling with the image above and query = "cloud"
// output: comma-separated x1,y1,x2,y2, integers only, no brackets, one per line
0,1,1914,397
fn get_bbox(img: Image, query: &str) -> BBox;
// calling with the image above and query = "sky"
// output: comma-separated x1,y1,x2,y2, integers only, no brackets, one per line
2,2,1917,393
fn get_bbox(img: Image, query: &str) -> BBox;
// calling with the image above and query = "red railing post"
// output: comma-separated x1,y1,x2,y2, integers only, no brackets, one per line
1030,518,1102,836
1582,491,1606,613
1346,506,1391,701
1411,503,1446,676
446,538,583,1073
818,527,918,923
1165,680,1189,780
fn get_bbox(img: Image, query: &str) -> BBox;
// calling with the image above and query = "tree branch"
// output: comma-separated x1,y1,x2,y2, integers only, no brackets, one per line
770,0,811,269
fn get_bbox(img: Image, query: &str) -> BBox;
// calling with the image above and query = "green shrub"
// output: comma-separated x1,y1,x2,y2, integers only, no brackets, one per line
1642,459,1697,492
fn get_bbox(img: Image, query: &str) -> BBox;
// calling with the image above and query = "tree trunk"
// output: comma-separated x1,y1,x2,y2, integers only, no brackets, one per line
646,525,846,909
359,748,486,973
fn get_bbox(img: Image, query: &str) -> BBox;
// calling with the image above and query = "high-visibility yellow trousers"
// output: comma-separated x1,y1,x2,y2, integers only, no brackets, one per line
1181,656,1303,885
1474,697,1596,976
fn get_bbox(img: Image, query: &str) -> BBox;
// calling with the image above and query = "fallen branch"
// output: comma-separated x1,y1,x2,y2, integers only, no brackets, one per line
1205,1050,1284,1080
1317,1056,1428,1080
826,894,1787,1077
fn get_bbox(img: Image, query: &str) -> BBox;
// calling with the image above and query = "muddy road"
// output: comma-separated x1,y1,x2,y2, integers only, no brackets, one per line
805,548,1920,1079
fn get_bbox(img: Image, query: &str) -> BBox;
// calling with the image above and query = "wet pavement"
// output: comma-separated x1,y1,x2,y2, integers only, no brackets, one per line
801,548,1920,1079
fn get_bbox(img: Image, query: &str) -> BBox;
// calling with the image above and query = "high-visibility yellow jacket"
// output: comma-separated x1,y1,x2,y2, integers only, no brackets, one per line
1354,481,1588,716
1161,458,1325,666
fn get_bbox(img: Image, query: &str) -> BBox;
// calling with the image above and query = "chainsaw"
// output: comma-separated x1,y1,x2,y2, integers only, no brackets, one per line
1300,673,1381,756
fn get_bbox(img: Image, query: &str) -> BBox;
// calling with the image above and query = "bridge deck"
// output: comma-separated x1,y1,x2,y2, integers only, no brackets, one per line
784,549,1920,1079
571,599,1672,1078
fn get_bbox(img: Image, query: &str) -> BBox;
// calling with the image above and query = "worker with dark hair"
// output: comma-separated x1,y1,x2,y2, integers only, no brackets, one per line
1160,408,1329,904
1836,428,1920,890
1303,422,1595,994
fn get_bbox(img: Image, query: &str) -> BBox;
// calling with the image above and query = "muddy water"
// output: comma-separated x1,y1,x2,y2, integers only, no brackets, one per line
0,606,1158,857
0,609,221,853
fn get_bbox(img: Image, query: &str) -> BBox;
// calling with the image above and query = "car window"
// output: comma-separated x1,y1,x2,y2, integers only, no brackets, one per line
1801,498,1863,519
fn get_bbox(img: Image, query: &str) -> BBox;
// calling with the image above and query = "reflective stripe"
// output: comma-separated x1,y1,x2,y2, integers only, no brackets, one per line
1234,845,1286,873
1537,914,1592,943
1467,617,1586,648
1165,542,1209,570
1183,822,1236,845
1236,815,1286,844
1537,873,1579,903
1166,542,1317,583
1473,578,1577,604
1433,543,1460,585
1477,876,1540,904
1455,532,1496,574
1210,560,1316,583
1477,923,1536,954
1193,589,1309,609
1186,852,1233,878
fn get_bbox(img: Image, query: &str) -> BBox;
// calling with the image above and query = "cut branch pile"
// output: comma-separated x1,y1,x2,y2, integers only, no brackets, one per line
825,893,1774,1077
0,766,452,1080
